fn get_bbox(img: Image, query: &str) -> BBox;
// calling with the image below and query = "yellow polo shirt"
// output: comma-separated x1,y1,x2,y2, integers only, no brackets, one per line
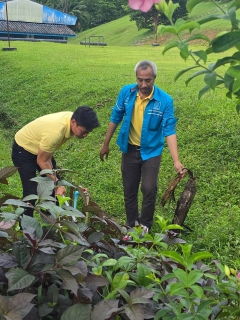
128,88,154,146
15,111,73,154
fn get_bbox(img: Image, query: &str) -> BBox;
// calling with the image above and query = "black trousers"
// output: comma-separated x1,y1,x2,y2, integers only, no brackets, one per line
121,144,161,228
11,140,57,217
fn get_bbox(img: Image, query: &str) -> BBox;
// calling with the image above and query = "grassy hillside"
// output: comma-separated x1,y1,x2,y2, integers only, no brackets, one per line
69,15,154,46
69,1,232,47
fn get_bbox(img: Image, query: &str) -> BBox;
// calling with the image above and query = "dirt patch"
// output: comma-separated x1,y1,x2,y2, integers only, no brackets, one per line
135,29,223,46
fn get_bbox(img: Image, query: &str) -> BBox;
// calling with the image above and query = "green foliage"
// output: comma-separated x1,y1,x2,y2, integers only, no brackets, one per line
157,0,240,108
1,167,240,319
34,0,127,31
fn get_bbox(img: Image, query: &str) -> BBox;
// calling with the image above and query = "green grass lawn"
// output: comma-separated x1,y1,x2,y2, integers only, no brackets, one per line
0,0,240,267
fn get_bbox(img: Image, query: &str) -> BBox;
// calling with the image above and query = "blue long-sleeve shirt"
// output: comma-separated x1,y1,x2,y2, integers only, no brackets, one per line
110,84,177,161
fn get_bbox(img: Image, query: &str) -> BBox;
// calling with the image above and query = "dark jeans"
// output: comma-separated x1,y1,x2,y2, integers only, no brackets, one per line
11,140,57,217
121,144,161,228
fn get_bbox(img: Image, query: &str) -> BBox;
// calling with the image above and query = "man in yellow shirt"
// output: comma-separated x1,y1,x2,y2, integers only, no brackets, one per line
12,106,100,216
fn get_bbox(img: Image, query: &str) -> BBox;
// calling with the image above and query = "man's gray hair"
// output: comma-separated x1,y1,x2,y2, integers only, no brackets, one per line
134,60,157,77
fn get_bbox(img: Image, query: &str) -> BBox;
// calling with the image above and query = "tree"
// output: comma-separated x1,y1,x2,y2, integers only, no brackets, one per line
127,0,240,110
34,0,127,31
154,0,240,110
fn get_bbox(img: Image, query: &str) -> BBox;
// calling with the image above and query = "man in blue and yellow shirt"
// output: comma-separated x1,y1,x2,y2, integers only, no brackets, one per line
100,60,185,239
12,106,100,216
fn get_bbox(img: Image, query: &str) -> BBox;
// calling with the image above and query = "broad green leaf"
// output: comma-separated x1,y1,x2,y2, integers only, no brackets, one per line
197,299,214,313
190,284,204,298
56,245,84,265
224,265,230,277
185,69,209,86
198,85,211,99
177,21,200,34
174,66,199,82
101,258,117,267
192,50,208,64
198,14,227,25
156,0,179,21
178,42,189,61
158,25,177,35
118,288,130,303
162,41,179,55
57,179,76,188
164,224,183,230
212,31,240,53
37,179,54,199
173,268,188,285
22,195,39,201
226,65,240,79
111,272,129,291
160,251,185,265
3,199,31,208
168,282,187,296
175,18,186,28
61,303,91,320
213,55,240,71
61,208,85,218
38,202,62,217
191,251,213,262
187,270,204,286
180,243,193,259
56,195,71,207
224,72,234,90
91,253,108,261
92,266,102,275
136,263,152,286
175,315,200,320
204,71,217,90
0,212,18,222
6,268,35,291
187,34,210,44
114,256,136,271
228,0,240,10
39,169,54,175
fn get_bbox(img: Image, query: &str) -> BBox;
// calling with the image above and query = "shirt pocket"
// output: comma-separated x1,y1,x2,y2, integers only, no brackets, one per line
148,113,163,131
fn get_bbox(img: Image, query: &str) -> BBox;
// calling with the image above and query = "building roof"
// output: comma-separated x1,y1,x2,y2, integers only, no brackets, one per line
0,0,77,25
0,20,76,37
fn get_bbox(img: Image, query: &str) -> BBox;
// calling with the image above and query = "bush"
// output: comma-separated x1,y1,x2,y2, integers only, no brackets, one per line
0,166,240,320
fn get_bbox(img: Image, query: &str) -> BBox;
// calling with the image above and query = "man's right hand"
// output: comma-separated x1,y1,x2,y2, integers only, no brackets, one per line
100,145,109,161
56,186,66,196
